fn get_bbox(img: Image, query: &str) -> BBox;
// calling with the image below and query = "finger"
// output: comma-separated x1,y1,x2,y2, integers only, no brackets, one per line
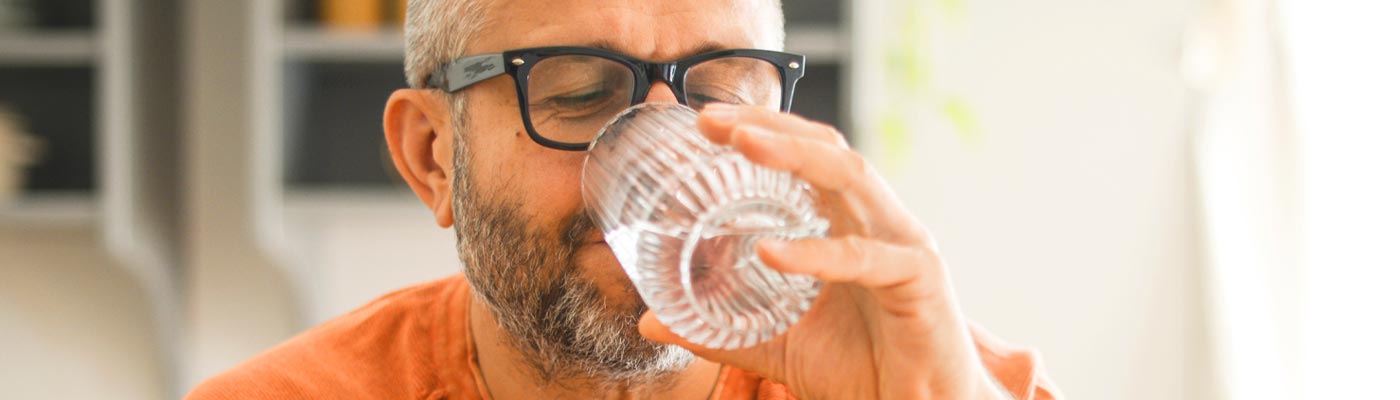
638,311,749,365
730,123,870,194
733,124,929,242
697,103,849,148
638,310,690,346
639,310,788,378
756,236,933,289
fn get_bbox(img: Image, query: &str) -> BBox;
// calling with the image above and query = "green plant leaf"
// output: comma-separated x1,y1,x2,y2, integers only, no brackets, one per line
878,111,911,166
941,97,981,143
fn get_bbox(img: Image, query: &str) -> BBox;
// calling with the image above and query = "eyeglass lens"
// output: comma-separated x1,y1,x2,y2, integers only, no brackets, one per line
525,55,783,145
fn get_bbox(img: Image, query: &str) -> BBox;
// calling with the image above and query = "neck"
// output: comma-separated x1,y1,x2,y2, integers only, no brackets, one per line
469,298,721,400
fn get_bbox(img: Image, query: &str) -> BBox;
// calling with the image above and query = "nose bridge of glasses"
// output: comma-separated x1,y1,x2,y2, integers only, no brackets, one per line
643,62,678,83
640,62,685,104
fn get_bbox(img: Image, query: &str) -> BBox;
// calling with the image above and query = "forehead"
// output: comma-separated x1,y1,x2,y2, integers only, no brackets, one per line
471,0,781,61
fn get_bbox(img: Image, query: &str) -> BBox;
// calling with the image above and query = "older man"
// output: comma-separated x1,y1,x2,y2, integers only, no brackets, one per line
188,0,1060,399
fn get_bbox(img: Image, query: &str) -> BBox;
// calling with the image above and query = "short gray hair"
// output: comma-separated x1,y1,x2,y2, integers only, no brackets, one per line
403,0,496,88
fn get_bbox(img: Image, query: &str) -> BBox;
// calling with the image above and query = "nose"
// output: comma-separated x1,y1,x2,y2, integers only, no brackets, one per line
642,81,681,104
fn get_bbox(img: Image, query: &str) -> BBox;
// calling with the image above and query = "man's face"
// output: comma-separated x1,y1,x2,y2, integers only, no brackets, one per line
449,0,782,382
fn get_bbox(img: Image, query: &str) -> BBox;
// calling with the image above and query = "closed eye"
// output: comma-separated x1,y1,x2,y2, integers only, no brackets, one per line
551,89,611,106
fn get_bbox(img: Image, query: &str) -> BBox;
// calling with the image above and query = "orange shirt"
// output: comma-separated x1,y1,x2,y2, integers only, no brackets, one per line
187,275,1060,399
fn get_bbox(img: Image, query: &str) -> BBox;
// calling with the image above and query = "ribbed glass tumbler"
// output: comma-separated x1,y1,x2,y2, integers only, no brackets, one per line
582,103,828,350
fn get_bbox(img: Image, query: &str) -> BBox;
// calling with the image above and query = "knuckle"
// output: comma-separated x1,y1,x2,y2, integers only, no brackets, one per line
833,149,872,191
846,150,871,174
817,123,850,148
841,236,871,270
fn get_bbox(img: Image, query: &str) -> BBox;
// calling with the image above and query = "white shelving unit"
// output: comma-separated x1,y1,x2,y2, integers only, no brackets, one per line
280,24,847,63
0,191,97,228
0,1,183,397
282,26,402,62
0,27,100,224
0,30,98,65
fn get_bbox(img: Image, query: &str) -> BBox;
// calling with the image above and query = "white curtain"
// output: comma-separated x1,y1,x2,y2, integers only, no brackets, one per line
1186,0,1302,397
1283,1,1400,399
1188,0,1400,398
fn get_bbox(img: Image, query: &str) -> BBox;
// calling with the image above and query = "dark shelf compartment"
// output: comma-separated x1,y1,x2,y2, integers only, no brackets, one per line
784,0,843,25
282,61,404,187
0,0,95,30
790,63,844,133
0,66,96,193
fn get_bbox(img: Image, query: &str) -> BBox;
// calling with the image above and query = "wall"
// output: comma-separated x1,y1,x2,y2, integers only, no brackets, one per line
282,191,460,323
853,0,1210,399
0,224,163,400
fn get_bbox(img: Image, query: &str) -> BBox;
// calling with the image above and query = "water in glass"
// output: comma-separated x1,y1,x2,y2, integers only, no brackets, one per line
582,103,827,350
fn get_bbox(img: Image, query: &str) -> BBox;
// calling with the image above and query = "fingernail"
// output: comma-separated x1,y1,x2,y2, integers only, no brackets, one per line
702,103,737,123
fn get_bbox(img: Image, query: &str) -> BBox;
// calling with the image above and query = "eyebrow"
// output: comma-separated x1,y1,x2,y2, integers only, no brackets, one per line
579,40,730,61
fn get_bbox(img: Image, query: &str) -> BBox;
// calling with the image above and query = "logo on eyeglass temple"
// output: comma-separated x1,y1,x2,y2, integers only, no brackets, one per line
462,59,497,80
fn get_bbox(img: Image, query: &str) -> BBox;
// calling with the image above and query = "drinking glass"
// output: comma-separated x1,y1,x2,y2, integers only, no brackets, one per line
582,103,827,350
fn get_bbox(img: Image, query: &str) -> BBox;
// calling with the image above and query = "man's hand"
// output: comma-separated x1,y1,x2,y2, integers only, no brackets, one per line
638,104,1005,400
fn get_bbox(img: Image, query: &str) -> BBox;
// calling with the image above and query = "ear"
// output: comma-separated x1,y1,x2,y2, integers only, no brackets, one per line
384,89,457,228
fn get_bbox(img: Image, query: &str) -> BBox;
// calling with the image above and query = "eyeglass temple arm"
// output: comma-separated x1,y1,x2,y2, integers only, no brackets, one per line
426,54,507,92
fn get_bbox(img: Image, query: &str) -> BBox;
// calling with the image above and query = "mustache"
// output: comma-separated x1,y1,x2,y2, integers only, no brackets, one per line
561,209,598,249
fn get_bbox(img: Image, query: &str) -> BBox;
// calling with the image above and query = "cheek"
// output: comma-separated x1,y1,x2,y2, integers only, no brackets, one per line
481,128,587,226
517,146,587,223
463,82,588,229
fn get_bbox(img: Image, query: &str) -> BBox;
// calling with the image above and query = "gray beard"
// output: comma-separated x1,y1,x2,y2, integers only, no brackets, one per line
450,133,693,385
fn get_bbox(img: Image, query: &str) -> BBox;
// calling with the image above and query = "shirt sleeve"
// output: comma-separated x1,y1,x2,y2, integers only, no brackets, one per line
969,322,1064,400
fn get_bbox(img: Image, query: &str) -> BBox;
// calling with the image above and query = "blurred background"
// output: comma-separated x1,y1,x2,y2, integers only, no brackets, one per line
1,0,1396,399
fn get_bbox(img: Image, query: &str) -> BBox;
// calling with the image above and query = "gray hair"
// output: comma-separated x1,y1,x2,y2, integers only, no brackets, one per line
403,0,496,88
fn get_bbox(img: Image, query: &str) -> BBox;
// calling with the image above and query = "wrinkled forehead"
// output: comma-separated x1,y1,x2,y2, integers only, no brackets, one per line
472,0,783,61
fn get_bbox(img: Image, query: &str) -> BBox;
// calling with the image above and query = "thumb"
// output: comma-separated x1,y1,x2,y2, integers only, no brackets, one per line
638,310,709,350
638,310,685,344
637,310,784,377
638,311,736,362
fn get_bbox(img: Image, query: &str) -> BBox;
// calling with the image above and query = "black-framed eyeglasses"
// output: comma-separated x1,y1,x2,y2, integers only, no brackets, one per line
426,46,806,151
